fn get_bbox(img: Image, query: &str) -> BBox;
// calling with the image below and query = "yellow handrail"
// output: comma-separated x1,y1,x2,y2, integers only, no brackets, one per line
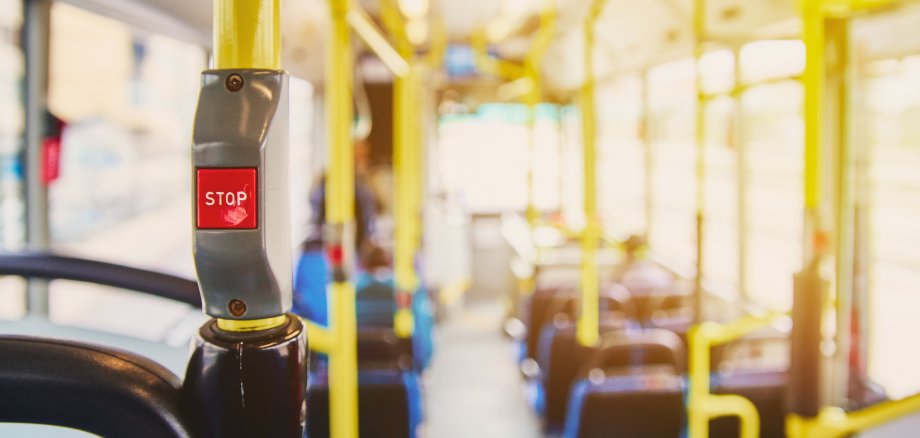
788,394,920,438
692,0,707,323
687,312,787,438
303,318,337,354
379,0,420,338
422,17,448,70
470,30,525,80
213,0,281,69
347,6,411,78
523,0,556,226
576,0,606,347
326,0,359,436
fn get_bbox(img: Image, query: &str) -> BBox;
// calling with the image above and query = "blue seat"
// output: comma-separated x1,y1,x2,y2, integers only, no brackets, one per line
554,328,686,436
293,250,330,326
306,365,423,438
710,369,787,438
563,367,788,438
563,367,685,438
294,253,435,372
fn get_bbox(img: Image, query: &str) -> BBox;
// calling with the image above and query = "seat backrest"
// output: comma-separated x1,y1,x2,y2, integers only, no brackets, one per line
582,328,687,373
710,369,788,438
307,367,421,438
0,336,190,438
563,367,685,438
357,328,415,370
524,286,576,359
537,321,629,432
543,289,630,323
356,280,398,328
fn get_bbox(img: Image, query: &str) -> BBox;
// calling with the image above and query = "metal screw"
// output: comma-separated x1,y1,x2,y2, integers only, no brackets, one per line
228,299,247,317
226,74,244,92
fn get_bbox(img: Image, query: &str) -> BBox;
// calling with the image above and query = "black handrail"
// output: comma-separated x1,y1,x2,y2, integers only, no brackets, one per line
0,252,200,307
0,336,191,438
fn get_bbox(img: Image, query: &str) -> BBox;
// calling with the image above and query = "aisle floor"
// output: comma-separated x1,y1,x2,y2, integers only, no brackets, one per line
425,300,540,438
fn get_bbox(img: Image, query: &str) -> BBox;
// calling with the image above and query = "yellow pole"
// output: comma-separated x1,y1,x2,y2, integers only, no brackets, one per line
213,0,281,70
576,0,606,347
523,0,557,226
693,0,706,323
211,0,287,332
802,0,827,261
380,0,419,337
327,0,358,436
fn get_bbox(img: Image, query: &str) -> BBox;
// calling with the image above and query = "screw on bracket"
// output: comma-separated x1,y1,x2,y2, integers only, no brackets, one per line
228,299,247,317
225,74,244,92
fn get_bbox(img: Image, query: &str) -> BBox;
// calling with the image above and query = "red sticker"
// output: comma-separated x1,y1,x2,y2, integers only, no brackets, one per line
196,168,257,229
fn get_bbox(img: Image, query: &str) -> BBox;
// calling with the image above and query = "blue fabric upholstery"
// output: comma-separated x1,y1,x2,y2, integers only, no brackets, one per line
307,366,423,438
293,250,330,326
562,369,685,438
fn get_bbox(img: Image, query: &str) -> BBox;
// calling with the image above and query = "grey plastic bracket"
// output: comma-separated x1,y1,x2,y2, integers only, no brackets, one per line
191,69,292,320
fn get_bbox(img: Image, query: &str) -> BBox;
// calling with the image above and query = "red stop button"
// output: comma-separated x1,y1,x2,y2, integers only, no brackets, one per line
196,168,258,229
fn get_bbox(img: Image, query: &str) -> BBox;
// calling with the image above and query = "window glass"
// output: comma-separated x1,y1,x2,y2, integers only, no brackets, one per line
741,81,803,310
597,75,644,240
861,54,920,398
560,104,583,229
48,3,204,277
438,103,560,215
647,59,695,271
703,96,738,293
41,3,206,338
0,0,24,319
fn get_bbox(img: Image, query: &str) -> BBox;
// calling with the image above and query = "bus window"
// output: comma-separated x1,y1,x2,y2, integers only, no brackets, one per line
647,59,695,271
701,50,738,295
48,3,204,276
0,0,24,319
438,103,561,215
597,75,645,240
861,54,920,398
739,41,804,311
40,3,206,338
560,104,583,229
741,81,803,311
703,95,738,294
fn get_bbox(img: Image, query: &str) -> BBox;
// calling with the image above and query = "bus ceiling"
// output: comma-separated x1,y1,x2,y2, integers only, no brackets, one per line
64,0,809,93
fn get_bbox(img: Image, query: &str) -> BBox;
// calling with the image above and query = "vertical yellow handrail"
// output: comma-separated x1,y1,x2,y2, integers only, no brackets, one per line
576,0,606,347
213,0,281,70
326,0,359,436
802,0,828,263
380,0,419,338
523,0,557,226
732,45,749,304
692,0,707,323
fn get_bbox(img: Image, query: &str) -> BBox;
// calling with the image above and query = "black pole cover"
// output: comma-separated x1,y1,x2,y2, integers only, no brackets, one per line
789,257,825,418
183,315,309,437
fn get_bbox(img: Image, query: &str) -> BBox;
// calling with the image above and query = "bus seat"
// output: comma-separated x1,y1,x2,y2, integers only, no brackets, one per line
710,369,787,438
541,326,685,432
411,287,435,371
522,285,577,360
562,366,684,438
307,365,422,438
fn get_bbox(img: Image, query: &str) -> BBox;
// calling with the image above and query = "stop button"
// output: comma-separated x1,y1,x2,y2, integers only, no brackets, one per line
197,168,258,229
